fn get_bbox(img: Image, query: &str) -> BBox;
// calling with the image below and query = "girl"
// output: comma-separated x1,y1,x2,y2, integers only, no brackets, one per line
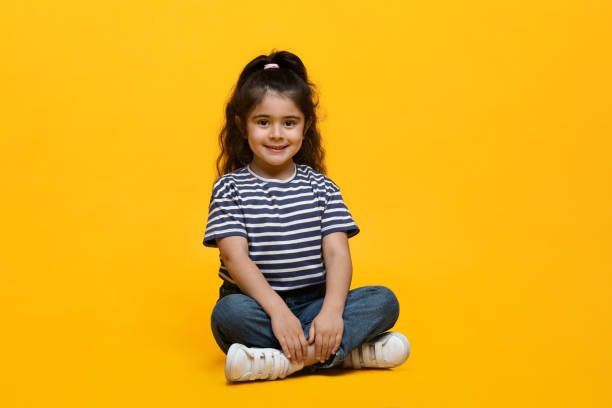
204,50,410,382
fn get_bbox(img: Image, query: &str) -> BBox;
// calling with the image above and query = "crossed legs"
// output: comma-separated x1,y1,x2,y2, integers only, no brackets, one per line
211,285,400,370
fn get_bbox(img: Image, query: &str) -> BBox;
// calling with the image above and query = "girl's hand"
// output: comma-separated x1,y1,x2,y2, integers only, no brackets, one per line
308,310,344,363
270,307,309,366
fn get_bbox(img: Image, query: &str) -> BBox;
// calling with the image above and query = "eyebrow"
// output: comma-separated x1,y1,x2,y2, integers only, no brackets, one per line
252,114,302,120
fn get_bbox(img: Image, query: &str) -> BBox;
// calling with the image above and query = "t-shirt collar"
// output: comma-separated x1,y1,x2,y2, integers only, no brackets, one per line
246,162,297,183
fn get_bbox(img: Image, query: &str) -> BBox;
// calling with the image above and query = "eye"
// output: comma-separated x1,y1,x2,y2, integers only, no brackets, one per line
257,119,269,126
284,120,296,127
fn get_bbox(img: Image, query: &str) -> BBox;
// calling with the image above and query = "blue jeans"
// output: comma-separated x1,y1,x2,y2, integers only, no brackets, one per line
210,280,400,372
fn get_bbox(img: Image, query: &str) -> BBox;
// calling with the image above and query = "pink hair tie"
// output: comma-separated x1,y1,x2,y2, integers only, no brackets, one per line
264,63,279,70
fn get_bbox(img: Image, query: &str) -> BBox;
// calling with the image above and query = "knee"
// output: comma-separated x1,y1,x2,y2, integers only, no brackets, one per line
211,293,252,328
369,286,400,321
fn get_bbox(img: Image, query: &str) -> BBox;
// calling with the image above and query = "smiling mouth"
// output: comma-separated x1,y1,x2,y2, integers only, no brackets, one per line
265,145,288,151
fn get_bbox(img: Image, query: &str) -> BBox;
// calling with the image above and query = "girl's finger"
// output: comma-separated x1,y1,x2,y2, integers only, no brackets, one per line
285,337,295,364
320,335,330,363
315,334,323,361
333,333,342,354
280,337,290,359
299,333,309,359
308,325,315,344
318,335,326,362
291,336,303,364
324,334,334,362
329,333,337,360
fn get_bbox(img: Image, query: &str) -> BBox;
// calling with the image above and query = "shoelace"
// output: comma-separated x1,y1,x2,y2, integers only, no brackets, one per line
245,348,286,380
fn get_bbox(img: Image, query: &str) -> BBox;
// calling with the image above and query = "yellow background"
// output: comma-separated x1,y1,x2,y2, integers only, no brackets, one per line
1,0,611,406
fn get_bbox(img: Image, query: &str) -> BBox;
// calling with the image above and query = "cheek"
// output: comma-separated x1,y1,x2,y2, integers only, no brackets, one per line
245,130,262,146
291,130,304,146
293,137,304,152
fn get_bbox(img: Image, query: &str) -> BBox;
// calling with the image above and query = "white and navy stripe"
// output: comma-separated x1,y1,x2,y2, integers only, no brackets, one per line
203,163,359,291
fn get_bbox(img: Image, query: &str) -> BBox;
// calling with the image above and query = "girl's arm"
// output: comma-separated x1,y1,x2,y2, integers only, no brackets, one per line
216,235,286,315
216,235,309,365
320,231,353,314
308,231,352,363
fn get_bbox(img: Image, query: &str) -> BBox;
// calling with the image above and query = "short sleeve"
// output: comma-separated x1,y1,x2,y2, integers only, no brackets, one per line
321,179,360,238
202,179,248,248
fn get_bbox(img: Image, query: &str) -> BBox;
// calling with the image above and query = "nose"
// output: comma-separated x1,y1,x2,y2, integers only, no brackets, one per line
269,123,284,140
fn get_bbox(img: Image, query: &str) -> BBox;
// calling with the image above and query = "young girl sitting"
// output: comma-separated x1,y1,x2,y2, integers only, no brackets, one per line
203,50,410,382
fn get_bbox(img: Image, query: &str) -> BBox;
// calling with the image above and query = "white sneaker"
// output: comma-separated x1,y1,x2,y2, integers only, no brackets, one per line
342,332,410,369
225,343,304,382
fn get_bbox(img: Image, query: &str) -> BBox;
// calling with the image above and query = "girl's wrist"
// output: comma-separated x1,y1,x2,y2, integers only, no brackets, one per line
320,303,344,315
266,298,292,319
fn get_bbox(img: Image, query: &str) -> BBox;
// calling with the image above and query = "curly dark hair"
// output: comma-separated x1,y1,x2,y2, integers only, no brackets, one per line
216,49,326,177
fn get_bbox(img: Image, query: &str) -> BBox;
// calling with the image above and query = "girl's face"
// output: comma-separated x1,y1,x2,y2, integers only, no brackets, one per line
242,91,308,179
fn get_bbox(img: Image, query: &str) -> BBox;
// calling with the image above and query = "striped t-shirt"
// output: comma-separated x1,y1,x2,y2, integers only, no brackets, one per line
203,163,359,291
